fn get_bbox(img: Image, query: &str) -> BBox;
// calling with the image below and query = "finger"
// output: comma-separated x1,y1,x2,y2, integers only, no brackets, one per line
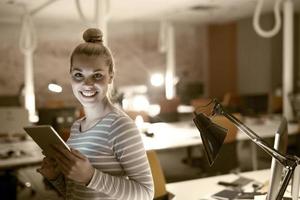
57,163,69,176
71,148,86,160
52,144,70,154
53,153,71,169
51,145,75,161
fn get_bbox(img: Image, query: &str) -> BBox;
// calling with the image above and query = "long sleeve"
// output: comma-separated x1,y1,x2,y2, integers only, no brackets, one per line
48,173,66,197
86,116,154,200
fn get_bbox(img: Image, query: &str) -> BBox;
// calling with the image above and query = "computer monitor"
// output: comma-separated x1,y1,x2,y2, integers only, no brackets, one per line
266,117,288,200
291,165,300,200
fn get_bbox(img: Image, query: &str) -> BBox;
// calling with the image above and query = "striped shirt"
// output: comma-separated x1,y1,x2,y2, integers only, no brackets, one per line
50,110,154,200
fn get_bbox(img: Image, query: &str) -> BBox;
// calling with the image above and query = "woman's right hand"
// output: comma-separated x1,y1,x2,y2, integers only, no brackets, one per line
37,157,61,181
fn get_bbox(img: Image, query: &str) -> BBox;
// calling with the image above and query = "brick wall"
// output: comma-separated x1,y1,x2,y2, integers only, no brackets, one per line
0,21,206,107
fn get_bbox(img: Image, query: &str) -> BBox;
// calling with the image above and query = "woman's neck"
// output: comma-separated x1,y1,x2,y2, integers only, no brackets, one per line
83,99,113,121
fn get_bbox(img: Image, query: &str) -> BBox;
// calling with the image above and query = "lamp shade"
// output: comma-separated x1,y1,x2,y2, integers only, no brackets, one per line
193,113,228,166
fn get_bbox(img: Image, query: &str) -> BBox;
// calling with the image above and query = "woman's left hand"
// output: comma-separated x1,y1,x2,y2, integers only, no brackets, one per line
50,145,95,185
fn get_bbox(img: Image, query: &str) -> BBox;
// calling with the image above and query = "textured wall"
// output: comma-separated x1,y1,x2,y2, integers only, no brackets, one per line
0,20,206,107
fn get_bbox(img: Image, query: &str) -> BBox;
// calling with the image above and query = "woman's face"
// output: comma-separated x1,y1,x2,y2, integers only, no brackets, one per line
70,54,113,108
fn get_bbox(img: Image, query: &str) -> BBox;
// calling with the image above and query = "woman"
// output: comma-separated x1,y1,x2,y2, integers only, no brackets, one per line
37,28,154,200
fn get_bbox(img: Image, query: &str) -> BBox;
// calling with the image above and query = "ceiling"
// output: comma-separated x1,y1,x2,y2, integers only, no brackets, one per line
1,0,299,25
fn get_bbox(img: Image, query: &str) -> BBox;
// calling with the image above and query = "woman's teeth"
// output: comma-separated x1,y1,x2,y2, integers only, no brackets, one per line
81,91,97,97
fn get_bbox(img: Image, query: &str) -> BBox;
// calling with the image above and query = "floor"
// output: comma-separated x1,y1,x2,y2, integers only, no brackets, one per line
12,140,276,200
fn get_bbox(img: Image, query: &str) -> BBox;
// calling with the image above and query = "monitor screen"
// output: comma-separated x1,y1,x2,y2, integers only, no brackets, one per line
266,117,288,200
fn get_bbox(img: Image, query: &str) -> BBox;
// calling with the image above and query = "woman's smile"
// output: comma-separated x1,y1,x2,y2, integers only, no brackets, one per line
80,90,98,98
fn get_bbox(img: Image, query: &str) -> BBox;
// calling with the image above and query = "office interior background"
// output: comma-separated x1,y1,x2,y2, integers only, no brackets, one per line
1,0,300,199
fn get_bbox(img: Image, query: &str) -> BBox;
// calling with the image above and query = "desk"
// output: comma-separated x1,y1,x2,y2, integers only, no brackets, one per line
142,117,299,169
0,139,43,170
237,117,299,140
238,117,299,170
142,121,201,150
166,169,270,200
0,117,298,169
143,117,299,149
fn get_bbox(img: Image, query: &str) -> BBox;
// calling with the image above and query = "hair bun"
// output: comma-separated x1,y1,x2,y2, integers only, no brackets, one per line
83,28,103,43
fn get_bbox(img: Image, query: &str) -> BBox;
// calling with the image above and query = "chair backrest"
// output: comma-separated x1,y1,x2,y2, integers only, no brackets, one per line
190,97,213,116
125,110,150,122
158,97,181,122
159,97,180,114
268,95,282,114
211,115,239,143
146,150,168,199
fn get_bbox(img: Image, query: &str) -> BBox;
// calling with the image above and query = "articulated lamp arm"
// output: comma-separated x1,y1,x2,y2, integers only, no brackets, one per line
194,99,300,200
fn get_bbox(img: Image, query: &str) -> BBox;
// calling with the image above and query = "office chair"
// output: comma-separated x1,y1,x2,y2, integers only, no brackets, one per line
125,110,150,122
158,97,180,122
190,97,212,116
146,150,169,200
268,94,282,114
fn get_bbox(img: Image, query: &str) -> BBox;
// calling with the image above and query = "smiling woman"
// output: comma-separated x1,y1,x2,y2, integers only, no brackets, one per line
36,28,154,200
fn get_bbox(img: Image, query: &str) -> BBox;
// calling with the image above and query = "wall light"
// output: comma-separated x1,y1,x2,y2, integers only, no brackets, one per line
48,82,62,93
150,73,164,87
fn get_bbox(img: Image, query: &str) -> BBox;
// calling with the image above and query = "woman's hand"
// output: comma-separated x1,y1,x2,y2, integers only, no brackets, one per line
51,145,95,185
37,157,61,180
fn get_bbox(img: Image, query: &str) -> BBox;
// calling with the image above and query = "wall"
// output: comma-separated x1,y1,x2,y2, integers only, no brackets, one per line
207,22,237,99
237,14,273,95
0,20,206,107
237,12,300,95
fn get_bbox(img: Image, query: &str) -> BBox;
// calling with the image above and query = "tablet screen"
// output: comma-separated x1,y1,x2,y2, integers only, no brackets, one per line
24,125,70,157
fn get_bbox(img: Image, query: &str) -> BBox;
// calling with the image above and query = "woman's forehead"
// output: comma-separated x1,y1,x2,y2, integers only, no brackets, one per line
72,54,108,71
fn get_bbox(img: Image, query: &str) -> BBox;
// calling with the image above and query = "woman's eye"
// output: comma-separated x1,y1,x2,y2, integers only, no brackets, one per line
93,73,103,80
73,73,83,80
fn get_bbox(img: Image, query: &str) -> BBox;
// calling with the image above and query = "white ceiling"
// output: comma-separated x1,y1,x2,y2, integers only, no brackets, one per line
1,0,299,25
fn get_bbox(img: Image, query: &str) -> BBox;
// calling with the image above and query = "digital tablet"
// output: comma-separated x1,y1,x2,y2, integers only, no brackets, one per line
211,189,240,200
24,125,70,157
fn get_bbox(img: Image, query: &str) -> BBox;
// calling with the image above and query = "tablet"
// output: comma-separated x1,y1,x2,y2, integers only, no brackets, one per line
211,189,240,200
24,125,70,157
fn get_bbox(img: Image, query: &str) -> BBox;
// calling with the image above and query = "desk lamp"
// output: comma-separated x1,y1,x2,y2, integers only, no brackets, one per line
193,99,300,200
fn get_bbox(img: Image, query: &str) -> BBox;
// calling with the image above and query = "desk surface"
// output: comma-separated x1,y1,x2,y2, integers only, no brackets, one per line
0,139,43,170
142,117,299,151
166,169,270,200
0,116,298,169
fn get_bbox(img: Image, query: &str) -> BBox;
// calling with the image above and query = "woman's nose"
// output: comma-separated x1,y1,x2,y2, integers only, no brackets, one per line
84,77,94,85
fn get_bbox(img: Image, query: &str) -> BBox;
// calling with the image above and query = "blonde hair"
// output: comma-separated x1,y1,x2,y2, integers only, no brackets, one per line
70,28,114,74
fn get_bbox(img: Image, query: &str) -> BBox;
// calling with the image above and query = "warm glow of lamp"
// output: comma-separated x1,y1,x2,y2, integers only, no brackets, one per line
148,104,161,117
132,95,150,111
150,73,164,87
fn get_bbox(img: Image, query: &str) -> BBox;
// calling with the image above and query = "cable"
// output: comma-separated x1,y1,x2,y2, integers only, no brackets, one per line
253,0,283,38
19,13,37,53
75,0,111,27
75,0,93,27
